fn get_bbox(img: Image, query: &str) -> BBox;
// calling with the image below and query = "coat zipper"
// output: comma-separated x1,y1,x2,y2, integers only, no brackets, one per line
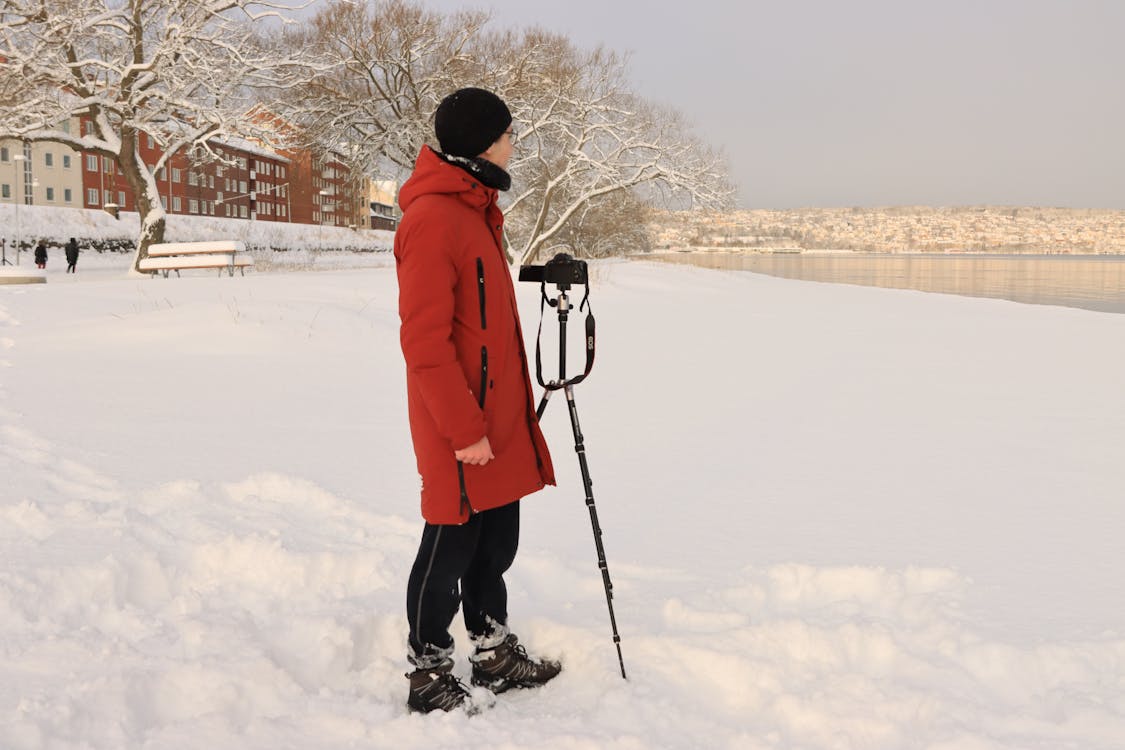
458,345,490,520
476,257,487,330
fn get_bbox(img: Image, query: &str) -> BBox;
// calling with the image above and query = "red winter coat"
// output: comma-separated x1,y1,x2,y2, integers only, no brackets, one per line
395,146,555,525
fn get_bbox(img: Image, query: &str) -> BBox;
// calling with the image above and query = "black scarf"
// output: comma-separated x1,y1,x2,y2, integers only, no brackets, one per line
440,152,511,192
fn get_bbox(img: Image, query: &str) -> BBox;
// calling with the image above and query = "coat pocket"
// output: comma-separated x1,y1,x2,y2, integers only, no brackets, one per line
476,257,487,330
478,346,489,408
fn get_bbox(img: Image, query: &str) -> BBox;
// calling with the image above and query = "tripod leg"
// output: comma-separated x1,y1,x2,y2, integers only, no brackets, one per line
536,388,553,421
563,385,627,679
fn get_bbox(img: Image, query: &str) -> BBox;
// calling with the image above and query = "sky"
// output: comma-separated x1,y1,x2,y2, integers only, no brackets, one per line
407,0,1125,210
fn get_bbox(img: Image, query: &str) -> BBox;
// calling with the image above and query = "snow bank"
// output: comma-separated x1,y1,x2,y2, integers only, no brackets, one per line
0,203,394,253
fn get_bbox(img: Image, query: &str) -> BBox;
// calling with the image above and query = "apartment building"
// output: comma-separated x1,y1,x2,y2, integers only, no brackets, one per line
1,120,85,210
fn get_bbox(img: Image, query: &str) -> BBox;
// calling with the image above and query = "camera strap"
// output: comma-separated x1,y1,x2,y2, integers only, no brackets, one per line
535,281,595,390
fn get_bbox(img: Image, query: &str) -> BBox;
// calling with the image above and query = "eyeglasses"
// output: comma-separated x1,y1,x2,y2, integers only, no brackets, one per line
505,129,517,145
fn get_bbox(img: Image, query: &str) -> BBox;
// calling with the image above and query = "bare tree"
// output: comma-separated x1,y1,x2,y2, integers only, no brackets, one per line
280,2,733,263
494,30,734,264
548,190,655,259
0,0,311,272
279,0,489,179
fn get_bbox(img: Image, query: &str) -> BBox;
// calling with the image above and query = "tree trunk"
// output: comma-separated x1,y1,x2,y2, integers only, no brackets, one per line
118,127,166,274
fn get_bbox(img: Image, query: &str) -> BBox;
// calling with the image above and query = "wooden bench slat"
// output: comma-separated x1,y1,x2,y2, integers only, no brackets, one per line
139,255,235,270
147,241,246,256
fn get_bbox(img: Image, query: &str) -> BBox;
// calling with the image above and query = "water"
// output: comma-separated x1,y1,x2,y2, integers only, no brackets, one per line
651,252,1125,314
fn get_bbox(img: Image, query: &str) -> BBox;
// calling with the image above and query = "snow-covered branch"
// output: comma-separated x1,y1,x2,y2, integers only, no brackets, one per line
0,0,315,272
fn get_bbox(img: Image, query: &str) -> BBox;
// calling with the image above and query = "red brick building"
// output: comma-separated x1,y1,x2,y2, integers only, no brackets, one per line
77,116,357,226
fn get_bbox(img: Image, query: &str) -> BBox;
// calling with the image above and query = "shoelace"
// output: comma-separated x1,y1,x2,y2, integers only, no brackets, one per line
482,640,546,681
418,672,470,711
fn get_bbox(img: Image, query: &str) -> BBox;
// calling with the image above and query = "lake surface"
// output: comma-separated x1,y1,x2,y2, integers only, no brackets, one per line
651,252,1125,314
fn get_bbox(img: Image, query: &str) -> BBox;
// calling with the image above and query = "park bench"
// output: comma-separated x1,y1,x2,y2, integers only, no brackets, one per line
137,240,254,278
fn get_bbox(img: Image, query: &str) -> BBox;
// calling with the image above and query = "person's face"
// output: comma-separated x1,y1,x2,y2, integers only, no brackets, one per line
480,128,515,170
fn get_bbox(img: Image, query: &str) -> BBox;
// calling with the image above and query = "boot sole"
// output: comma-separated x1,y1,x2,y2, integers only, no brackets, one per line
471,670,561,694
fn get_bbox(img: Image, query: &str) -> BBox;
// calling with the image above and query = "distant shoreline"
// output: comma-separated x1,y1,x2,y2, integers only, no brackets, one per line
650,206,1125,256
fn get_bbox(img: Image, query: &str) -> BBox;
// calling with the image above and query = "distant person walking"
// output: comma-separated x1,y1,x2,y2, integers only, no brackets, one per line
34,240,47,270
65,238,79,273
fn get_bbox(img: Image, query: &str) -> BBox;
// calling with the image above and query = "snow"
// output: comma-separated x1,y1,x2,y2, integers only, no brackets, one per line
2,254,1124,749
0,204,394,253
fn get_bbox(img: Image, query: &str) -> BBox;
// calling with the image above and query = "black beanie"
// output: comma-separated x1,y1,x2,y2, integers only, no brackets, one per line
434,87,512,159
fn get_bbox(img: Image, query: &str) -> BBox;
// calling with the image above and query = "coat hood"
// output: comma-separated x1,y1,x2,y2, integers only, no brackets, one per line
398,145,496,214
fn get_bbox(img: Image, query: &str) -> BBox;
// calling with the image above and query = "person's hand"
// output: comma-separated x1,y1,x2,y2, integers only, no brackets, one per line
455,436,494,466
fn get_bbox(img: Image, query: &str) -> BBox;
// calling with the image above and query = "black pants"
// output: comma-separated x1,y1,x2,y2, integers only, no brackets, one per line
406,501,520,665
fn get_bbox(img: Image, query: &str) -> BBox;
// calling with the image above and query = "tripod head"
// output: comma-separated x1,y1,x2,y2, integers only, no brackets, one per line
519,252,595,391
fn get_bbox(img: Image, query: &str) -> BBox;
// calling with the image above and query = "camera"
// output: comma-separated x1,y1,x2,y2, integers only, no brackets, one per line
519,252,588,288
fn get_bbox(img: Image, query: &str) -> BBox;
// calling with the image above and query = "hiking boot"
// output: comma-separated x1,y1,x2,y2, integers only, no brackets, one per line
406,658,475,714
470,633,562,693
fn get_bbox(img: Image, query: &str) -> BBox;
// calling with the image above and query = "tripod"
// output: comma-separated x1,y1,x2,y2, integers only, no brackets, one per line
533,282,627,679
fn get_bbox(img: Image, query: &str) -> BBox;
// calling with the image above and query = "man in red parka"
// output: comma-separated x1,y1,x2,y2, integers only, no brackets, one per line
395,87,561,714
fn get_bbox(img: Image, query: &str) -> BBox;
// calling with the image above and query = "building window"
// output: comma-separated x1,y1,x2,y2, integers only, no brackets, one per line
86,155,98,171
189,199,199,214
61,120,71,134
103,156,113,173
208,175,215,189
104,190,112,205
171,196,181,211
172,168,181,183
1,183,9,199
62,154,71,169
146,134,154,149
240,205,247,218
45,152,54,168
46,187,55,201
64,188,72,203
160,196,167,209
224,203,231,217
118,191,125,207
157,167,166,180
239,180,247,193
188,171,198,187
87,188,98,205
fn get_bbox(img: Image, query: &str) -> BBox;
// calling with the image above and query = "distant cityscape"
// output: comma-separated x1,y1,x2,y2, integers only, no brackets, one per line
650,206,1125,255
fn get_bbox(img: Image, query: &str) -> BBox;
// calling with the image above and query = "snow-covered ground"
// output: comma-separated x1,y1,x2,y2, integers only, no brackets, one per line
2,255,1124,749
